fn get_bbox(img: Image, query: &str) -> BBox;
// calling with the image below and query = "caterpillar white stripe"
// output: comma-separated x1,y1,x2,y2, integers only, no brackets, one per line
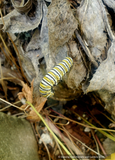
39,57,73,98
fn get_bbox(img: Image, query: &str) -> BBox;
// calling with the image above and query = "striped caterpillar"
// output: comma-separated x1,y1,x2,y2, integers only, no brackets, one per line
39,57,73,98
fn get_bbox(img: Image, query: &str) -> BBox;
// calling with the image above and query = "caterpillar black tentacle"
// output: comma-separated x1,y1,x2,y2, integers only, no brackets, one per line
39,57,73,98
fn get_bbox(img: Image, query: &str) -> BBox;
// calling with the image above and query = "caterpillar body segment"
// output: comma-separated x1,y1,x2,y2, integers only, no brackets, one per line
39,57,73,98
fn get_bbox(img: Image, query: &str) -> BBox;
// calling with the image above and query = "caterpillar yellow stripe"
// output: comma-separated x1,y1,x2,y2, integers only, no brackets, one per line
39,57,73,98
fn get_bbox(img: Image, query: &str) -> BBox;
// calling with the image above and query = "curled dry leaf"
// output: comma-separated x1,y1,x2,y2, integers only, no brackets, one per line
1,0,42,33
18,79,34,103
11,0,32,14
18,79,47,121
18,79,34,110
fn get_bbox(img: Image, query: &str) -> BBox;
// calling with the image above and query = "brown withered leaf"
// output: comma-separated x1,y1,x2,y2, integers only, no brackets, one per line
33,96,47,109
27,99,47,122
65,123,92,145
18,79,47,121
18,79,34,103
18,80,34,111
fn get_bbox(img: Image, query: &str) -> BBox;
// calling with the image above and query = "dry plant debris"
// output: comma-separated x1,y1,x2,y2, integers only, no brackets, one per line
1,0,115,159
18,79,47,121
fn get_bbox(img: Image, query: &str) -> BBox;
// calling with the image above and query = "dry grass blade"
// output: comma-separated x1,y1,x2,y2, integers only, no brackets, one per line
0,8,4,25
18,80,47,121
49,114,115,132
91,130,100,160
72,111,115,141
87,108,115,137
55,140,66,160
0,59,7,100
27,101,75,159
7,33,29,84
0,44,12,65
62,126,81,157
0,98,24,111
0,10,28,84
94,133,107,157
36,128,51,160
99,111,115,124
75,29,98,68
27,99,47,121
98,0,114,41
45,118,80,160
0,33,20,72
0,100,20,111
58,126,104,157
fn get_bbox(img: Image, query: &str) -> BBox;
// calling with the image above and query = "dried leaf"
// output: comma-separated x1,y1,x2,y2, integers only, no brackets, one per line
45,118,84,156
33,96,47,109
47,0,78,51
18,79,47,121
11,0,32,14
87,41,115,93
67,40,86,89
27,99,47,121
0,66,22,86
18,79,34,105
65,123,92,145
103,0,115,12
77,0,107,62
26,29,41,52
2,0,42,33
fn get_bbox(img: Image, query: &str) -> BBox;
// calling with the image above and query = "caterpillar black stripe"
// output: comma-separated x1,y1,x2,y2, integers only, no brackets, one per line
39,57,73,98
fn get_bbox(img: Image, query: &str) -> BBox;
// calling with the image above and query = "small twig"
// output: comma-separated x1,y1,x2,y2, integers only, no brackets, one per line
91,130,100,160
95,133,107,157
7,33,29,84
49,114,115,132
0,59,7,100
0,8,5,25
26,101,75,160
75,29,98,68
55,140,66,160
62,126,80,157
31,122,39,146
99,111,115,124
0,100,21,112
0,98,24,111
58,126,104,158
12,112,25,117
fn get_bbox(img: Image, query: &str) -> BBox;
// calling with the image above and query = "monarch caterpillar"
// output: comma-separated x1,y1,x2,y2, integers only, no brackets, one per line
39,57,73,98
